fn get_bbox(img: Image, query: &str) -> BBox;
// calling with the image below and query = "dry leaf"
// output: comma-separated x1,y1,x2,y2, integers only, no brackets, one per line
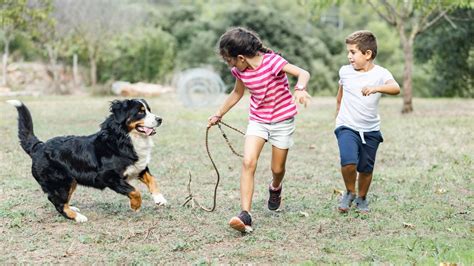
403,222,415,229
299,211,309,217
435,188,447,194
439,263,458,266
308,144,316,150
333,189,343,196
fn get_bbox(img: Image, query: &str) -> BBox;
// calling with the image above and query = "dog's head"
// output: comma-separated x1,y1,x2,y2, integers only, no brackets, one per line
110,99,162,136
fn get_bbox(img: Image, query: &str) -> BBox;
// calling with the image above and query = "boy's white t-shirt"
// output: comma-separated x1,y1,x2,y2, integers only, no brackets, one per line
336,64,395,132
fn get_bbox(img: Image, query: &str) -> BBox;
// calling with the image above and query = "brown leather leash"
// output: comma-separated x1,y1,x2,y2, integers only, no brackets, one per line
182,120,244,212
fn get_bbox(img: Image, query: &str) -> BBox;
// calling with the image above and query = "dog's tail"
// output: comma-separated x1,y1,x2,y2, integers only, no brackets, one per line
7,100,43,156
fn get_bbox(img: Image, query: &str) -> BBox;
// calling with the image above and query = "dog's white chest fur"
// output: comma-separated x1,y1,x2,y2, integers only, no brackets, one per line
124,133,153,179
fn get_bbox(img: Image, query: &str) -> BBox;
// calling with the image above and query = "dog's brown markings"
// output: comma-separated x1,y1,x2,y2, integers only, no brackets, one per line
128,120,145,132
139,171,160,194
63,204,77,219
128,190,142,211
63,180,78,219
67,180,77,203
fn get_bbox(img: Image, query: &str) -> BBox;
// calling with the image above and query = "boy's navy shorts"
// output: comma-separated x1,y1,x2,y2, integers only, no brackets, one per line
334,126,384,173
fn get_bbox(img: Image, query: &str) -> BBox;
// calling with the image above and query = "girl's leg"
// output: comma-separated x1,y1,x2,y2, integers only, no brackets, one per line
270,146,289,188
240,135,266,212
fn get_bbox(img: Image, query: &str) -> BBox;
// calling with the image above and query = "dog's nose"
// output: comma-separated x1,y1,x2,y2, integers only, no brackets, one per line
155,117,162,125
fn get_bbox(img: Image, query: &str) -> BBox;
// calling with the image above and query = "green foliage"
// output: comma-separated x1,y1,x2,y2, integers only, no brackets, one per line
414,8,473,97
97,28,176,83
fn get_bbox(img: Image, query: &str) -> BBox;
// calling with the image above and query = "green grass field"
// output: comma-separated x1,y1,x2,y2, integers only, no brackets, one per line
0,94,472,264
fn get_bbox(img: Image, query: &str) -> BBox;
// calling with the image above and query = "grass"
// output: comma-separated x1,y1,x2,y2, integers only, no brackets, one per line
0,94,472,264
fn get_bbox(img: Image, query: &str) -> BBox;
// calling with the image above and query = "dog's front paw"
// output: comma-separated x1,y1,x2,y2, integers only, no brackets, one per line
153,193,167,206
74,212,88,223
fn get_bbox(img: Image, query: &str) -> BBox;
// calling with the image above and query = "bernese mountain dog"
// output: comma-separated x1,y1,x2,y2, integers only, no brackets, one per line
7,99,167,222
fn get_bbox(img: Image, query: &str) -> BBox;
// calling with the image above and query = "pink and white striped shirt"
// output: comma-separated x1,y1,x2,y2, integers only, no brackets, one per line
231,53,297,123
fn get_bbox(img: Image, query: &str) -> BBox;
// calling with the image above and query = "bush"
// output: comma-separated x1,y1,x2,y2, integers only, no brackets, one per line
97,28,176,84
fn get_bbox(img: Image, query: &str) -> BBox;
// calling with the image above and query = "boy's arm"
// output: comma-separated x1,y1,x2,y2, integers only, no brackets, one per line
282,63,311,107
336,84,343,116
208,78,245,127
361,79,400,96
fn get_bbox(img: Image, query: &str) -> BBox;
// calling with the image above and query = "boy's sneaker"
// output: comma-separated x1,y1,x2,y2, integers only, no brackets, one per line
354,197,370,213
338,191,356,213
229,211,253,233
268,184,282,211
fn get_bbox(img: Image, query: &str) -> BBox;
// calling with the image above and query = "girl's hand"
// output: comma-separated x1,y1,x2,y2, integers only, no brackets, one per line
293,90,312,108
207,115,222,128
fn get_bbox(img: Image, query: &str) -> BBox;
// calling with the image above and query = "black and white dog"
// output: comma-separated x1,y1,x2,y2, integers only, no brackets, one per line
7,99,167,222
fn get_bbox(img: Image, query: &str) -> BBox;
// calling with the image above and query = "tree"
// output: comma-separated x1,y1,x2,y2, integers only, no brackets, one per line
414,8,473,97
0,0,51,86
366,0,471,112
54,0,142,86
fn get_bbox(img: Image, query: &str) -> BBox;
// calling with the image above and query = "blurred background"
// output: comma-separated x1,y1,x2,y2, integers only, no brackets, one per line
0,0,472,110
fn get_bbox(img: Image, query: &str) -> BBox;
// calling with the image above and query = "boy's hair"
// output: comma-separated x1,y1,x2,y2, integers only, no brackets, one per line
218,27,272,58
345,30,377,59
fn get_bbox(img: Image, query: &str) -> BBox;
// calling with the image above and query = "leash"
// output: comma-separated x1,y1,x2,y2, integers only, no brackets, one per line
182,120,244,212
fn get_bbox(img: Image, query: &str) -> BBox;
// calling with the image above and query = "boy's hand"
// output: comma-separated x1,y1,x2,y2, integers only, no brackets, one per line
293,90,312,108
207,115,222,128
361,86,378,96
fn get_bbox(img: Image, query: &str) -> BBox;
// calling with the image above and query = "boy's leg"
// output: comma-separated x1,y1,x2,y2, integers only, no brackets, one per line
335,127,360,212
357,172,373,199
240,135,266,212
341,164,357,193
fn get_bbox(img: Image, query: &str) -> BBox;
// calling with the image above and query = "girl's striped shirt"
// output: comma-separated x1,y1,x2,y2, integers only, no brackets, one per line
231,53,297,123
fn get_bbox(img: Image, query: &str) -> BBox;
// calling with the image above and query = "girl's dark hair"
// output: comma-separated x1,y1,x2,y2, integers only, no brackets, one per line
218,27,272,58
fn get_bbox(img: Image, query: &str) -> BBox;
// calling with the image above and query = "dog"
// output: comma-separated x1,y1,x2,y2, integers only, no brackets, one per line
7,99,167,222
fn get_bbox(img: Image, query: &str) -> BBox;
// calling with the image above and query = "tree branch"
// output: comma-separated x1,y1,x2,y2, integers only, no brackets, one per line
368,0,397,26
420,9,449,33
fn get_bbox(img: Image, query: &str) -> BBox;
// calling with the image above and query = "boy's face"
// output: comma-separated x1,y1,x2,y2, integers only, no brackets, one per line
346,44,372,71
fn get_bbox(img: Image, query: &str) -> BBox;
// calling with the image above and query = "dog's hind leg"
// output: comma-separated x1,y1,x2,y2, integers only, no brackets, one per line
139,169,167,206
45,180,88,223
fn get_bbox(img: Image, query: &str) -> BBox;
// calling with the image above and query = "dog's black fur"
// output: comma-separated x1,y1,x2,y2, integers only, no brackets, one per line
8,99,166,222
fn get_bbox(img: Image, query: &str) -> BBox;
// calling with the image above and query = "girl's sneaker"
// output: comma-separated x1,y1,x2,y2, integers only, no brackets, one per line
354,197,369,213
229,211,253,233
268,184,282,211
338,191,356,212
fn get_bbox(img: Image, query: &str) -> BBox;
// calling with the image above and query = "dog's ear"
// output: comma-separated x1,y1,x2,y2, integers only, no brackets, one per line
139,98,150,111
110,100,129,123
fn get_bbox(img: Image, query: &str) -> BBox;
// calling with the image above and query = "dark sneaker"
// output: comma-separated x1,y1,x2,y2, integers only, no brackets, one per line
268,184,282,211
229,211,253,233
338,191,356,213
354,197,370,213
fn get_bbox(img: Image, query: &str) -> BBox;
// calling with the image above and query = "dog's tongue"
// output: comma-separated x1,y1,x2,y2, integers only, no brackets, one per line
139,126,154,136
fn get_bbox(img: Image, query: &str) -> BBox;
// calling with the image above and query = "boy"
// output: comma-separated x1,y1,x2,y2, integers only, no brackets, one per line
335,30,400,213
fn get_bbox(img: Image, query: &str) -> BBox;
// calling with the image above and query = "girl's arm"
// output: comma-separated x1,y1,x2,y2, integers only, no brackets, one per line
361,79,400,96
336,84,343,116
208,78,245,127
282,63,311,107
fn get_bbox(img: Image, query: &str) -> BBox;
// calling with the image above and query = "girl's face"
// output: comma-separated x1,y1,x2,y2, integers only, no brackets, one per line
222,55,248,71
346,43,372,71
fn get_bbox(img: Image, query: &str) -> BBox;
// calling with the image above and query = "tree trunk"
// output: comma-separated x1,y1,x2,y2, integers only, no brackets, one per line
73,53,78,87
89,54,97,86
2,40,9,86
47,45,61,93
401,35,414,113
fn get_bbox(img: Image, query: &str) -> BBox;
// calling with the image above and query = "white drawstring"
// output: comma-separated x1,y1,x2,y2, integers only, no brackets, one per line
359,131,366,144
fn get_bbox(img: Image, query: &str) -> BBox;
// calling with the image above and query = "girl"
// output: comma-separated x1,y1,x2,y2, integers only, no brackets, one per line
208,27,311,233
